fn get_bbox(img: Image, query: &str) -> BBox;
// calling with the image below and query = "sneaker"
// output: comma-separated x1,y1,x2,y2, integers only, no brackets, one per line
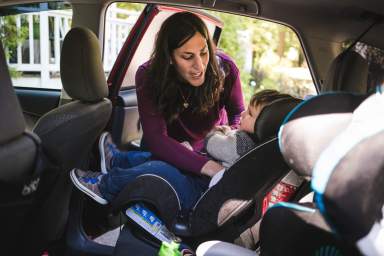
99,132,116,174
70,168,108,205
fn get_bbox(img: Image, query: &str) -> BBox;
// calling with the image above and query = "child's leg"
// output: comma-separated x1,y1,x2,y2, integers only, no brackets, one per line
111,150,152,169
98,160,209,211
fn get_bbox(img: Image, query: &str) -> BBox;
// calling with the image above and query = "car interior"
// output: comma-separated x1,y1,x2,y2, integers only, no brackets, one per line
1,0,384,255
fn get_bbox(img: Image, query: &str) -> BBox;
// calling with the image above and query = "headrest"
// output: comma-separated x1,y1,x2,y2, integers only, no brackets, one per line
0,41,26,144
60,27,108,102
322,51,368,93
254,97,302,142
279,93,367,176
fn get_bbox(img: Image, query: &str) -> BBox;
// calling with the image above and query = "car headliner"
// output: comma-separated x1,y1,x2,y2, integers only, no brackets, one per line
2,0,383,90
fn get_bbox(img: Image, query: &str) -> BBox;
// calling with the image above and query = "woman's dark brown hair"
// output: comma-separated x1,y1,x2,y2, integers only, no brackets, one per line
147,12,223,122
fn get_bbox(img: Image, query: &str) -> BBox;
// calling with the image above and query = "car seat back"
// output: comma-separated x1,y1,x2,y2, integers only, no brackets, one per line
322,50,368,93
28,27,112,250
0,40,43,253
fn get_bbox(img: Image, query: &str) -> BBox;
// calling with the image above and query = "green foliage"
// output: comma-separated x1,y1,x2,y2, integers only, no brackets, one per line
209,11,312,102
116,2,144,11
0,15,28,77
116,3,145,19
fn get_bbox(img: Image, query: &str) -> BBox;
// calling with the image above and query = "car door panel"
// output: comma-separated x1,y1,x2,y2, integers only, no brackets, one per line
111,88,142,149
15,88,60,130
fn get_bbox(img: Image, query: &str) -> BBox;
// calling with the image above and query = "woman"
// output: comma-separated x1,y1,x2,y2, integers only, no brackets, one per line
70,12,244,211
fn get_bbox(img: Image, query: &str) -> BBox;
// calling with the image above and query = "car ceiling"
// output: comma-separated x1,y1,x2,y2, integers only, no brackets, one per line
2,0,384,88
3,0,383,46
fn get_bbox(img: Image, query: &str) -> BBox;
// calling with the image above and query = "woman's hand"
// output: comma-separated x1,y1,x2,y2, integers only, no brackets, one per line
180,141,193,151
201,160,225,177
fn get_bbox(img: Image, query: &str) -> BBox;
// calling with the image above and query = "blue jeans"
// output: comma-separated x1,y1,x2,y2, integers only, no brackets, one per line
98,151,209,212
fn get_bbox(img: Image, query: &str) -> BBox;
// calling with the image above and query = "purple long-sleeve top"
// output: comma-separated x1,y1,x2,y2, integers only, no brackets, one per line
136,52,244,174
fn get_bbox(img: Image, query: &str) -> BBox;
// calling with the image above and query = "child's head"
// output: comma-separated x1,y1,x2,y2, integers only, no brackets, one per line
240,89,293,133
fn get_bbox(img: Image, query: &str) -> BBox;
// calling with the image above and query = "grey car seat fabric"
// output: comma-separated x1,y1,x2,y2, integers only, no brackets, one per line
0,41,43,254
321,51,368,93
111,97,301,241
279,92,367,177
27,27,112,252
311,91,384,255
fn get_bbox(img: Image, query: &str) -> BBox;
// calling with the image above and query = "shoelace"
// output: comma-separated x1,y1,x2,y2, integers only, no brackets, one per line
81,172,102,184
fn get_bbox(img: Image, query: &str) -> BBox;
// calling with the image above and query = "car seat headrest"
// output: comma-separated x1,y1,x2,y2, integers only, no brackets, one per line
322,51,368,93
60,27,108,102
0,41,26,144
278,93,367,176
254,97,302,142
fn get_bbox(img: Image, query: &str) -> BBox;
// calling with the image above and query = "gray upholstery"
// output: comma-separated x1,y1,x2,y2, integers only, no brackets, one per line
0,40,41,254
60,27,108,102
322,51,368,93
0,46,25,144
279,93,366,177
30,27,112,248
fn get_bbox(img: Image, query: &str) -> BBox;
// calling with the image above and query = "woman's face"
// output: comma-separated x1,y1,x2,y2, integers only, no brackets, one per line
239,104,263,133
172,32,209,87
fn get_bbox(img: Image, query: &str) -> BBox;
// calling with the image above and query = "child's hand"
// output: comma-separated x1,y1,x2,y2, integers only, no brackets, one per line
213,125,232,135
180,141,193,151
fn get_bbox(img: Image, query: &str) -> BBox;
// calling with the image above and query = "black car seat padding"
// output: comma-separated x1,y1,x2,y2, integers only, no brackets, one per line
260,203,361,256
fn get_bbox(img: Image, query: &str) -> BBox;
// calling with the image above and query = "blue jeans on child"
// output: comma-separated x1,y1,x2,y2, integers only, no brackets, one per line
98,151,209,212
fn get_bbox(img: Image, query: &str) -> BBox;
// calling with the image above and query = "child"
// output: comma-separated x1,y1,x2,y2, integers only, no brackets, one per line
70,89,294,204
204,89,294,168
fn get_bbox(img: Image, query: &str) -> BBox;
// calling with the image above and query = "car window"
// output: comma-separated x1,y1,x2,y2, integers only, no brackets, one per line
103,2,146,78
0,2,72,89
104,3,220,88
106,4,314,101
208,11,315,103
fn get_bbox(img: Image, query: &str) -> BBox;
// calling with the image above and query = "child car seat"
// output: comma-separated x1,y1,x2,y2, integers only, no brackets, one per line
110,97,302,244
261,91,373,256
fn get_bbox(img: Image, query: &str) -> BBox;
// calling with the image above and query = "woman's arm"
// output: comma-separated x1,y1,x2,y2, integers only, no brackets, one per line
136,65,219,175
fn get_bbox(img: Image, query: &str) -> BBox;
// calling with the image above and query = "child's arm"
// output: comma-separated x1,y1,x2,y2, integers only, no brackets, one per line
205,130,240,167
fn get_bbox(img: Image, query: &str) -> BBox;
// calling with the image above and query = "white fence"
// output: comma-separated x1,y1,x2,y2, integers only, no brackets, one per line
4,7,139,89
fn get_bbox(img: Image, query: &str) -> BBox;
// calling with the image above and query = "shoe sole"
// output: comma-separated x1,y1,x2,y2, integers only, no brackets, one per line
99,132,109,174
70,169,108,205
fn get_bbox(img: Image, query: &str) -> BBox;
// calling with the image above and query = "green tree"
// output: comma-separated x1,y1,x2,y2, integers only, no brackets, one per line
0,15,28,77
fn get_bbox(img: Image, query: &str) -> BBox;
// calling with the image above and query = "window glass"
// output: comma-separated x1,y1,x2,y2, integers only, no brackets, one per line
104,4,218,88
105,4,314,98
0,2,72,89
103,2,145,77
209,11,315,102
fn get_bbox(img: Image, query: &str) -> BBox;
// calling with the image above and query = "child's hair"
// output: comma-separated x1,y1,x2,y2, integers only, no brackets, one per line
249,89,293,108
